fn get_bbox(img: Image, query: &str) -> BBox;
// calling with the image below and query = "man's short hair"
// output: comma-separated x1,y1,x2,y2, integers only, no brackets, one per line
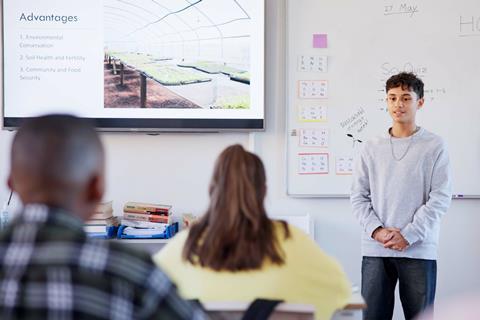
386,72,424,99
11,114,103,191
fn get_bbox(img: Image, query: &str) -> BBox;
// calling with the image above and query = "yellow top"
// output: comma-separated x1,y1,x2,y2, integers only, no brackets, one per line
153,221,351,320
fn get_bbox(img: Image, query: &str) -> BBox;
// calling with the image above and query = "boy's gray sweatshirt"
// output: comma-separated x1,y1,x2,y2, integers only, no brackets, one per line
351,127,452,259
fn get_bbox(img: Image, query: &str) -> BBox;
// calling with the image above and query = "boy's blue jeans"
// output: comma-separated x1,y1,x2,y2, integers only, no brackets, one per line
361,257,436,320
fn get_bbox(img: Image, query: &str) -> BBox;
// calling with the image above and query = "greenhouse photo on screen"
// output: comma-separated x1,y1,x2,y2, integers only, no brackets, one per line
103,0,253,110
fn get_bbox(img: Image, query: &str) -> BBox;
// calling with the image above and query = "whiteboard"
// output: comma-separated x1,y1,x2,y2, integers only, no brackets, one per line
286,0,480,197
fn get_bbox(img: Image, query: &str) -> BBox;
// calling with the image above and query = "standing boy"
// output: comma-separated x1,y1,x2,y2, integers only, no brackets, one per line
351,72,452,320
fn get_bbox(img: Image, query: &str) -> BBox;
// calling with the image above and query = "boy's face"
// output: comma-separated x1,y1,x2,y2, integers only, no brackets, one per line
386,86,424,125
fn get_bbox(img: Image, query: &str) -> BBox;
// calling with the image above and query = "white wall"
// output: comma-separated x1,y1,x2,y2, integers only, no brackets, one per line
1,1,480,319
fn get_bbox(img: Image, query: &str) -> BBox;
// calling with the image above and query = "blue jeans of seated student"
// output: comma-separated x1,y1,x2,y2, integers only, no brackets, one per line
362,257,436,320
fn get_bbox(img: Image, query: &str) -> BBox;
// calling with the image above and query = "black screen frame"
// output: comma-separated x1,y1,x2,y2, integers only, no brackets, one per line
1,0,265,132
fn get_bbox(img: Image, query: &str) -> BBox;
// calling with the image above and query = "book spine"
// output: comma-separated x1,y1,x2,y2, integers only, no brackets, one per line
95,201,113,212
123,208,170,215
123,205,170,213
124,202,171,211
123,212,171,223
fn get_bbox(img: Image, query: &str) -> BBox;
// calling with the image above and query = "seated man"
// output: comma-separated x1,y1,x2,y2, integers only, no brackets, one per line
0,115,206,320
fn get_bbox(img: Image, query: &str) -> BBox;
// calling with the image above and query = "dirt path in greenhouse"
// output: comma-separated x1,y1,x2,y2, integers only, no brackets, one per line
103,62,201,109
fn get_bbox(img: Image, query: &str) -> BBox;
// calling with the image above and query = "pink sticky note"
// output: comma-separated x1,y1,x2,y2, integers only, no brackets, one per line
313,34,327,48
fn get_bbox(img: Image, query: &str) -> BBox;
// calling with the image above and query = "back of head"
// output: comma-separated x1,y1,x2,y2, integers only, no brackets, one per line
386,72,424,98
9,114,104,219
183,144,289,271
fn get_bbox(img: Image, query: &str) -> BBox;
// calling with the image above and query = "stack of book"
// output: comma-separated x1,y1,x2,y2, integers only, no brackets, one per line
121,202,173,237
123,202,172,224
84,201,119,235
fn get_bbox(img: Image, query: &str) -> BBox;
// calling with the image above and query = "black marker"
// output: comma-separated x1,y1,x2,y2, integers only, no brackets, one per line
7,190,13,206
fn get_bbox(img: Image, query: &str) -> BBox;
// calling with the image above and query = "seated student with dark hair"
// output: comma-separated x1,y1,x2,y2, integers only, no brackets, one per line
154,144,351,320
0,115,207,320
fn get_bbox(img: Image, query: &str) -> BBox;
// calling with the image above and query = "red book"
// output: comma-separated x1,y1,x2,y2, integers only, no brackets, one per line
123,208,169,216
123,212,171,224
